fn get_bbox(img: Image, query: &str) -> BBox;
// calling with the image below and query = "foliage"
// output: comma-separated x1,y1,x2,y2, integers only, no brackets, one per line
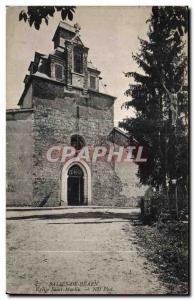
140,191,168,224
19,6,76,30
134,220,189,294
119,7,188,189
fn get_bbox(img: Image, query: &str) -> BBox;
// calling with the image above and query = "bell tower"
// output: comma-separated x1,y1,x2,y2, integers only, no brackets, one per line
52,22,89,93
19,21,102,109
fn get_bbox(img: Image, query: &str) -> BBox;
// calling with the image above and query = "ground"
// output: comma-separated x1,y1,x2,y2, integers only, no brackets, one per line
133,219,189,295
7,207,168,295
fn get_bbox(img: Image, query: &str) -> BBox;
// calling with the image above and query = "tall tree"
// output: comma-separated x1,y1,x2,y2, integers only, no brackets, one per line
119,6,188,190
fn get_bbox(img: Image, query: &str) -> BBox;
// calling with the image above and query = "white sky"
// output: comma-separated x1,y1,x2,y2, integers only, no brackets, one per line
6,6,151,125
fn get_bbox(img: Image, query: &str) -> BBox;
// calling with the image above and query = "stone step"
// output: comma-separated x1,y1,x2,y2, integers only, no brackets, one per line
7,205,139,211
6,206,140,221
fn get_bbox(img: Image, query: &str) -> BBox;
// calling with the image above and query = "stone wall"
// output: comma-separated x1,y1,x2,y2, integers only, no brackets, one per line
6,110,33,206
115,161,147,207
7,77,146,208
20,83,33,109
31,77,119,206
108,128,148,206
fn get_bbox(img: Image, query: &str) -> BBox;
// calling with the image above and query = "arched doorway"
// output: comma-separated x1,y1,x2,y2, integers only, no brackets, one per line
61,159,91,206
67,165,84,206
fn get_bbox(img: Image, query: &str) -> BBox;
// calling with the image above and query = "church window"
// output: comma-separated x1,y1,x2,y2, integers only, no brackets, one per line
73,46,83,74
71,135,85,151
68,165,84,177
90,75,96,90
55,63,63,80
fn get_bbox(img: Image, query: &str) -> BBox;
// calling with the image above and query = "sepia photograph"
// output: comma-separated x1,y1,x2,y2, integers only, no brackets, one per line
6,5,189,295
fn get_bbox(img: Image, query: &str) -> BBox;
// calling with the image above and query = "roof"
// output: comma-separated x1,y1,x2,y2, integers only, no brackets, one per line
6,108,34,116
57,21,76,33
108,127,130,147
112,127,139,145
28,61,33,71
108,127,140,147
52,21,76,41
112,127,130,138
18,21,117,106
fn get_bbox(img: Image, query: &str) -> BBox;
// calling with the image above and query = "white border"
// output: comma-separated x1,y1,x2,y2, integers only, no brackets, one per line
1,1,192,299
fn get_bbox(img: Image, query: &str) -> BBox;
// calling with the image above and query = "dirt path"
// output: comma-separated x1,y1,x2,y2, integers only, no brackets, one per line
7,208,168,294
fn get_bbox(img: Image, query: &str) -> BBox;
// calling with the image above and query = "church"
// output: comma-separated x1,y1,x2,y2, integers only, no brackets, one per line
6,21,146,207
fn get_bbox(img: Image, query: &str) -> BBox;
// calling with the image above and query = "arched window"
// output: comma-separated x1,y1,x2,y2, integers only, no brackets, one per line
73,46,83,74
71,135,85,150
68,165,84,177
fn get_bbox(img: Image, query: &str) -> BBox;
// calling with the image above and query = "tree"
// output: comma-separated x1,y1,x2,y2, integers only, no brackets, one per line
19,6,76,30
119,6,188,192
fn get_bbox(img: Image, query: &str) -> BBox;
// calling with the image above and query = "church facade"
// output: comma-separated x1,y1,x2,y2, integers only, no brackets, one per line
6,22,146,207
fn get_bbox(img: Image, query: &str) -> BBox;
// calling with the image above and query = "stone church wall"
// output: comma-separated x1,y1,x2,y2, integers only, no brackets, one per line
6,81,146,207
115,162,147,207
6,111,33,206
20,84,33,109
6,20,146,208
31,78,120,206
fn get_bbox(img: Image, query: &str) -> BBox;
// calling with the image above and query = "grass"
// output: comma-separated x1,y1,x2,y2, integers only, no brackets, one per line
133,220,189,295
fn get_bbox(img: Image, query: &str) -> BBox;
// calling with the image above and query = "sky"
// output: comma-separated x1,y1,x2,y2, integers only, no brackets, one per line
6,6,151,125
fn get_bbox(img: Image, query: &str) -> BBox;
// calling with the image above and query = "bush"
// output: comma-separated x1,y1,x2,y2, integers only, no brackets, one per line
134,220,189,294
